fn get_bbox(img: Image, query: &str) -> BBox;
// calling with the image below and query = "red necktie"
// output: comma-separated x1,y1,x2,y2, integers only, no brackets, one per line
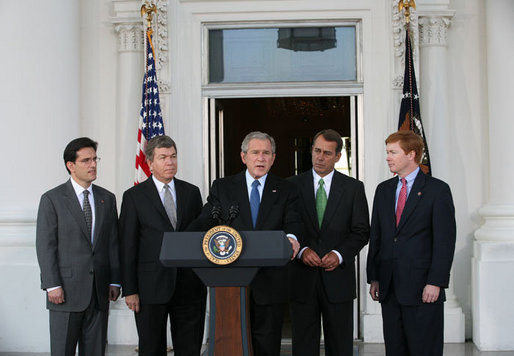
396,178,407,227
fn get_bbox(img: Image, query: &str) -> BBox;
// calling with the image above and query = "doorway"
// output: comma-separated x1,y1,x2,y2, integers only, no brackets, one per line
207,95,361,341
208,96,356,181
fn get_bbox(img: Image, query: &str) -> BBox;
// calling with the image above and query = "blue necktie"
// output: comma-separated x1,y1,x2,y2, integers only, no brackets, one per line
250,180,260,228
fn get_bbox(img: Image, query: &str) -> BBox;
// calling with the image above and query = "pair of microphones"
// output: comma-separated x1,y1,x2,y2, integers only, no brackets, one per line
211,203,239,226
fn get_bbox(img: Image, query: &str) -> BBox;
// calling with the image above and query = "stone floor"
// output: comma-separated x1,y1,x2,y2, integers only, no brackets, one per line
2,342,514,355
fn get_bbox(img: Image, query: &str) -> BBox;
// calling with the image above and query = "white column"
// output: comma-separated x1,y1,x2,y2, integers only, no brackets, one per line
473,0,514,351
112,1,145,198
418,11,465,344
108,0,144,345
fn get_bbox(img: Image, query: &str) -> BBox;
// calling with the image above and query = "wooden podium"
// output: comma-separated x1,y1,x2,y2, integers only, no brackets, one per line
160,230,292,356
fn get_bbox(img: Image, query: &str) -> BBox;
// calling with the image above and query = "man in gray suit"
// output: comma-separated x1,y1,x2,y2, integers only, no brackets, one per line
36,137,120,356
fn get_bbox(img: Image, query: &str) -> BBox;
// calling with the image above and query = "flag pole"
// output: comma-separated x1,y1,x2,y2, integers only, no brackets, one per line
135,1,165,184
141,1,157,141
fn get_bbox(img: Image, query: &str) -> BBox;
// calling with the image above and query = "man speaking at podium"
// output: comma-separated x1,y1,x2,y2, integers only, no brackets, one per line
190,131,301,356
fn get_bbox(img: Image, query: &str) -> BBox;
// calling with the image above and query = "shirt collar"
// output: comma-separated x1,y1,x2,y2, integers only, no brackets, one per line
152,175,175,193
70,177,93,197
245,169,268,188
400,166,420,185
312,168,335,187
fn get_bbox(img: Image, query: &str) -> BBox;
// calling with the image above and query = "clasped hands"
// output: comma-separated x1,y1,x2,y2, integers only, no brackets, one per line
301,248,339,271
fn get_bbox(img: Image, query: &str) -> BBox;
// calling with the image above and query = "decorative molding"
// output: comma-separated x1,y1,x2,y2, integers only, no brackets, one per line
391,0,419,89
418,16,452,47
153,0,170,93
475,204,514,242
111,0,170,93
114,23,145,52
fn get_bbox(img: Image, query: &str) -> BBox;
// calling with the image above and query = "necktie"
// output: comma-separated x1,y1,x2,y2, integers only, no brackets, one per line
250,180,260,228
316,178,327,228
396,178,407,227
163,184,177,229
83,190,93,242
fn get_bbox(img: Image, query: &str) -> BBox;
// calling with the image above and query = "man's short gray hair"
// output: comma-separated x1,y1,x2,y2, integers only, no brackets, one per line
145,135,177,161
241,131,276,154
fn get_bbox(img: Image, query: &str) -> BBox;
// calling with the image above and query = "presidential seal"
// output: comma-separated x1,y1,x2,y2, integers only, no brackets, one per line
202,225,243,265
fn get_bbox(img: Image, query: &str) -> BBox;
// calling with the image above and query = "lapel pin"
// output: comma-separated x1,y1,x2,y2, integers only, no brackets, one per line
272,190,277,193
417,192,422,196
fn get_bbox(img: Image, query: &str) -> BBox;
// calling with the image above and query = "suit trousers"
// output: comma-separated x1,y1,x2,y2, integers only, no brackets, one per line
290,271,353,356
250,295,285,356
49,290,107,356
135,293,206,356
381,288,444,356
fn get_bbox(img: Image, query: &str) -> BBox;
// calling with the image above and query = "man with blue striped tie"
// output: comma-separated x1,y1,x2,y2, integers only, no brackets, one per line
190,131,301,356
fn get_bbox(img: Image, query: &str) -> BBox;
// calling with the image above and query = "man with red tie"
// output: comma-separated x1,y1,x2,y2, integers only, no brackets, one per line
366,131,456,356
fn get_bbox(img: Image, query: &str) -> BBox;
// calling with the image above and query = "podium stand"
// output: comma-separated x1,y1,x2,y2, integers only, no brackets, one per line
160,230,292,356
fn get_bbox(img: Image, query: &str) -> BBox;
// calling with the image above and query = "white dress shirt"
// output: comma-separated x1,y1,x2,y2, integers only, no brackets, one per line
152,175,177,208
297,169,343,264
244,170,297,241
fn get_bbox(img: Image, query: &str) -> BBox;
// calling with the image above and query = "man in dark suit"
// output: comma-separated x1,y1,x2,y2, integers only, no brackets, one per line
36,137,120,356
366,131,456,356
119,135,206,356
289,129,370,356
190,131,301,356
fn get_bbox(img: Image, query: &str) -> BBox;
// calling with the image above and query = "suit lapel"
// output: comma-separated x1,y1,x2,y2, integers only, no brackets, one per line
301,171,319,232
321,171,346,230
387,177,398,228
175,178,185,231
233,173,253,229
257,174,280,229
92,185,105,250
397,171,426,231
63,180,92,245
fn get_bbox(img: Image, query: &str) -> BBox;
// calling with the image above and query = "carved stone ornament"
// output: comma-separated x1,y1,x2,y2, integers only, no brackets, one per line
418,16,451,47
150,0,170,93
392,0,420,89
114,23,144,52
112,0,170,93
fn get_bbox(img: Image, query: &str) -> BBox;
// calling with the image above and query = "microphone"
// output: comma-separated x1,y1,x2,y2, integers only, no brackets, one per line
227,203,239,226
211,204,223,225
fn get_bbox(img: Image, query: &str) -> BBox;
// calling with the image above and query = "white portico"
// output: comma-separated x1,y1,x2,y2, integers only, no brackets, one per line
0,0,512,352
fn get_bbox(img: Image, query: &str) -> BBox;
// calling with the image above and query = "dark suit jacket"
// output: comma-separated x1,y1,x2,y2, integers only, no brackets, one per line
189,171,302,304
119,176,204,305
36,179,120,312
366,170,456,305
289,170,370,303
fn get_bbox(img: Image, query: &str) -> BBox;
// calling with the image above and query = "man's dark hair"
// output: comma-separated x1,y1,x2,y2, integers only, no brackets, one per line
312,129,343,154
63,137,98,174
145,135,177,161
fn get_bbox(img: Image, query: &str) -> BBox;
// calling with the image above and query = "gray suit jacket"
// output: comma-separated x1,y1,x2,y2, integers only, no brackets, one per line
36,179,120,312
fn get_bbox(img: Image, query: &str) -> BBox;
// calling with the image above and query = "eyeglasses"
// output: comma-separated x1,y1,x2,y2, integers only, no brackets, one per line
76,157,101,165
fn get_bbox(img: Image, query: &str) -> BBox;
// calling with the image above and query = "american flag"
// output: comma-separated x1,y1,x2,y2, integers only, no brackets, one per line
398,28,432,176
135,27,165,185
